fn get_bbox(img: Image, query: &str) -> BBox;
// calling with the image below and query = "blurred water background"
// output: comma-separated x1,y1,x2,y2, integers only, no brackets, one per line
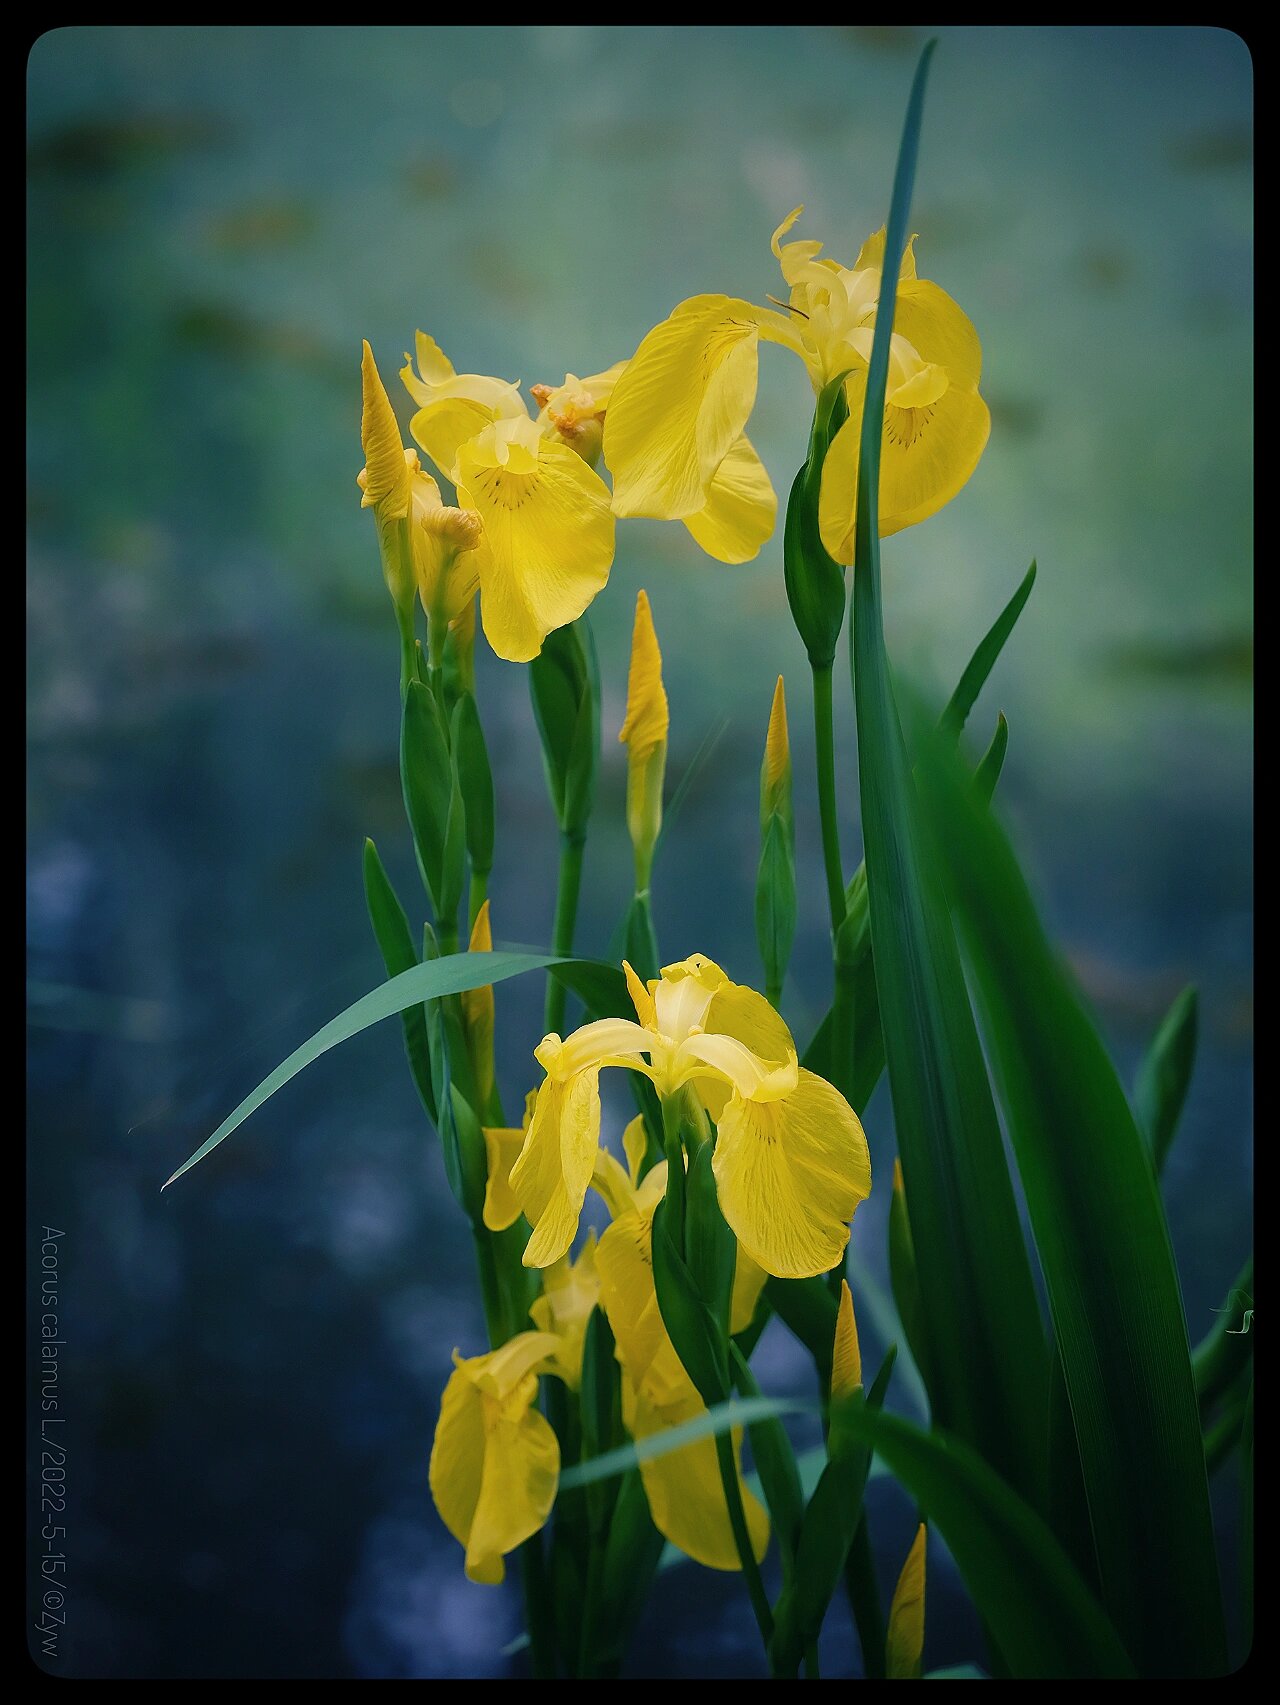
27,24,1252,1679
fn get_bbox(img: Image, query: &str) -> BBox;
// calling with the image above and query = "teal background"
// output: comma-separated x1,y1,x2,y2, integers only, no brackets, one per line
28,25,1251,1678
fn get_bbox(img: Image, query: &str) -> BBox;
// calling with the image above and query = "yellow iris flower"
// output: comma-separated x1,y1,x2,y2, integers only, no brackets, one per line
604,210,989,561
592,1144,770,1571
509,953,871,1279
428,1329,563,1584
399,333,618,663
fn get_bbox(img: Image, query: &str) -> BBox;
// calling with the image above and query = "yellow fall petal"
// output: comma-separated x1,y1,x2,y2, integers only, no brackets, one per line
817,380,991,558
626,1382,770,1573
712,1068,872,1279
428,1331,563,1585
456,417,615,663
606,295,795,521
597,1203,687,1404
681,433,777,565
886,1523,927,1679
730,1247,769,1336
360,341,411,520
831,1278,862,1398
511,1066,603,1267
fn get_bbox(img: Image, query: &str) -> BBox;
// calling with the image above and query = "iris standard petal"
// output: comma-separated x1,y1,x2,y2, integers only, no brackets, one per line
409,396,498,484
712,1068,871,1279
681,433,778,564
456,419,615,663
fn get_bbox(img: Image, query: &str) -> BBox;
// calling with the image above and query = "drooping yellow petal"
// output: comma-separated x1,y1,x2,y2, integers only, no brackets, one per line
831,1278,862,1398
511,1067,603,1267
626,1382,770,1573
360,341,412,520
530,1231,600,1387
483,1089,535,1233
817,379,991,557
462,900,496,1113
606,296,797,521
730,1247,769,1336
428,1331,563,1585
692,967,798,1120
681,433,778,564
886,1523,927,1679
619,589,669,756
712,1068,872,1279
456,416,615,663
597,1203,687,1404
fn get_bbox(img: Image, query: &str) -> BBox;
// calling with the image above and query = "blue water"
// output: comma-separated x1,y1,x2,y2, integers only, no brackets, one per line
28,25,1251,1677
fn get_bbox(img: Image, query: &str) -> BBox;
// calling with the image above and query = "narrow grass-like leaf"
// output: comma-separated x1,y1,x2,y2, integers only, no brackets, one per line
847,40,1047,1508
556,1396,815,1492
732,1343,805,1570
1133,984,1198,1174
916,735,1226,1675
972,713,1009,805
770,1350,897,1676
939,561,1037,737
838,1405,1135,1679
362,838,435,1122
162,950,600,1188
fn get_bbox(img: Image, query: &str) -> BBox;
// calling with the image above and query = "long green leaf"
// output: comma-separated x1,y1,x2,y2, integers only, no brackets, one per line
162,950,600,1188
556,1395,815,1492
1132,984,1198,1174
939,561,1037,736
838,1405,1135,1679
916,734,1226,1675
361,838,435,1122
847,39,1047,1508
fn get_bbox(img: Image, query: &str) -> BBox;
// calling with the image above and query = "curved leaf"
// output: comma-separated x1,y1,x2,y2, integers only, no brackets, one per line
838,1405,1136,1679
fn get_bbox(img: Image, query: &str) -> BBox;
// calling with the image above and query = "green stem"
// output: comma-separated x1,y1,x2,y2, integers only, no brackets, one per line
438,920,459,957
811,662,847,938
803,1645,821,1679
472,1225,507,1348
845,1512,886,1679
544,833,585,1033
713,1428,775,1656
519,1539,557,1679
396,601,417,700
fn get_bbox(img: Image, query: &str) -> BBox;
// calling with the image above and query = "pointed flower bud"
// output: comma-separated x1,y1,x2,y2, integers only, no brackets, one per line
760,674,793,829
886,1523,927,1679
831,1277,862,1399
358,341,414,613
619,589,669,893
461,900,496,1116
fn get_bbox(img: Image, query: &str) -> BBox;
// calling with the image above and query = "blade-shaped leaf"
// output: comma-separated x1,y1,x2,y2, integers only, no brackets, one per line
1132,984,1198,1174
939,560,1037,737
915,733,1226,1675
837,1404,1135,1679
556,1395,815,1492
847,40,1047,1508
362,838,435,1122
162,950,602,1188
